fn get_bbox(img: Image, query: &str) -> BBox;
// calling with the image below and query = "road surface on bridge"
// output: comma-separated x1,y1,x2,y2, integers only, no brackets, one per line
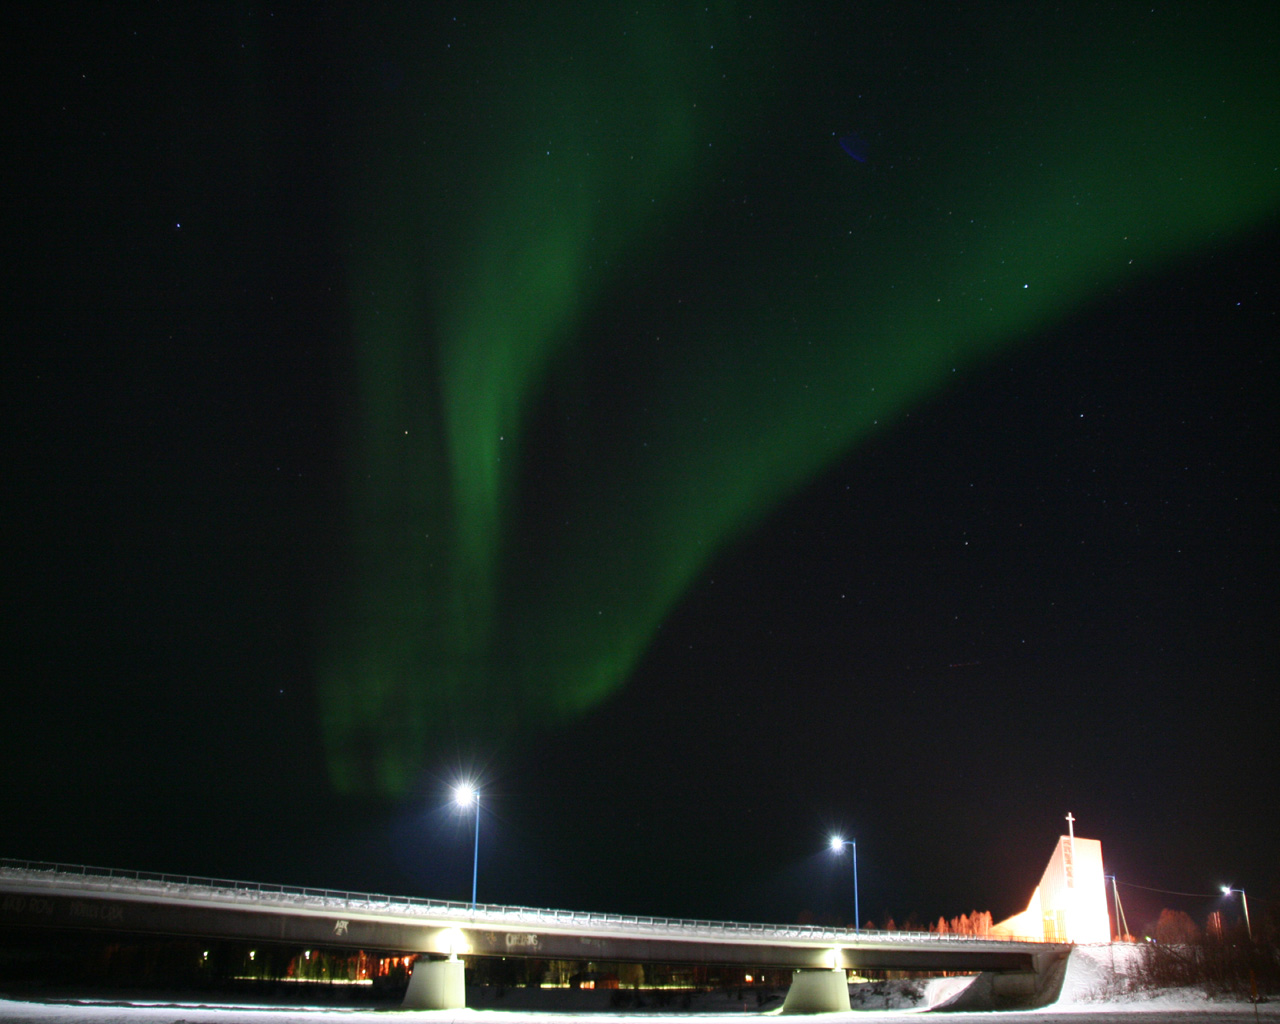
0,859,1065,973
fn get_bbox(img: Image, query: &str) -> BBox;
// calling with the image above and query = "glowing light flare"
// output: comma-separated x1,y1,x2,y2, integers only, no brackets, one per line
828,837,859,934
452,782,483,909
1220,886,1252,939
434,927,471,957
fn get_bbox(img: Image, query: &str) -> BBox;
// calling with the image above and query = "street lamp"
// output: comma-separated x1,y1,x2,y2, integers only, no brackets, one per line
454,783,480,911
829,835,859,933
1221,886,1252,940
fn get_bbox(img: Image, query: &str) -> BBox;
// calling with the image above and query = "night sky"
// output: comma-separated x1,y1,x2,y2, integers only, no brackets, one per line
4,3,1277,940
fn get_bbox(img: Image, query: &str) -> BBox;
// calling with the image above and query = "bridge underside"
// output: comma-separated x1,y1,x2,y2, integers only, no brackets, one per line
2,888,1045,975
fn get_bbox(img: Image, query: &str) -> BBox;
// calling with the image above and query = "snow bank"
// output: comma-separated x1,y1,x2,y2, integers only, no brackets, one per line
846,978,923,1009
1057,943,1144,1004
1056,943,1269,1013
923,974,980,1007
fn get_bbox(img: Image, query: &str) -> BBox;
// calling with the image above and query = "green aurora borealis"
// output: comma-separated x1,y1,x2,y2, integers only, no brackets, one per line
320,4,1279,795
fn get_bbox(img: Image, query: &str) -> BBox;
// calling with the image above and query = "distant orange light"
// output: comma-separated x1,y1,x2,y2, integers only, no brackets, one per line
745,974,753,983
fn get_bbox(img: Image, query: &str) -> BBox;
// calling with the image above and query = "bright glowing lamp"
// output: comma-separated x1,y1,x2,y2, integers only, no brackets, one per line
1221,886,1252,940
437,926,470,958
828,835,860,934
453,782,481,910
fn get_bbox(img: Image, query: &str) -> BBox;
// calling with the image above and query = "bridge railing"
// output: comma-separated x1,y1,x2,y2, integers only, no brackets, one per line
0,858,1048,946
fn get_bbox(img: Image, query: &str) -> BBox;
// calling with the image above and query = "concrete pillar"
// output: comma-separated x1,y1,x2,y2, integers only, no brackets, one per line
780,968,851,1014
403,956,466,1010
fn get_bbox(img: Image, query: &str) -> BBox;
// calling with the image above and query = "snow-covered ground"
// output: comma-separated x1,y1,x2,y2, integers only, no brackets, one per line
0,993,1275,1023
2,994,1276,1023
1057,944,1149,1006
1,948,1274,1023
1051,943,1271,1016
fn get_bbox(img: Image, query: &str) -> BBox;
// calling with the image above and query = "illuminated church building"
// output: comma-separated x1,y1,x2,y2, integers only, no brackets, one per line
992,814,1112,943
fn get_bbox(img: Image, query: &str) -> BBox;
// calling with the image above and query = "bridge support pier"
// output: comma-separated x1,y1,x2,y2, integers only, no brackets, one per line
780,968,850,1014
403,955,466,1010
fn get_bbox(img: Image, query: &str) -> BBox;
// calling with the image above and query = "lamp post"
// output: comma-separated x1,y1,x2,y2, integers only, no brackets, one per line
454,783,480,911
829,835,859,933
1221,886,1252,940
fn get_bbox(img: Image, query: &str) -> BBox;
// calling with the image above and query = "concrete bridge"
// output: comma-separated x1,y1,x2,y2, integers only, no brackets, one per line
0,860,1071,1012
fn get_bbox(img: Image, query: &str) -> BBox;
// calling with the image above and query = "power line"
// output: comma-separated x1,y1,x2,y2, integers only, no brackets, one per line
1114,880,1224,899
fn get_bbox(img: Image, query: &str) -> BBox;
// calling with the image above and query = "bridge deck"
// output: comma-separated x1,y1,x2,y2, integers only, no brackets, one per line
0,860,1068,972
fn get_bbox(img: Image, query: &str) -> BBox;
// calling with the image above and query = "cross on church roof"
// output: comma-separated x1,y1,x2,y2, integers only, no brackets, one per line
1066,812,1076,840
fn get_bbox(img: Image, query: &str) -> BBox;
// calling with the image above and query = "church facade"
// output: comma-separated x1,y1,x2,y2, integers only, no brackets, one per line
992,816,1111,944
